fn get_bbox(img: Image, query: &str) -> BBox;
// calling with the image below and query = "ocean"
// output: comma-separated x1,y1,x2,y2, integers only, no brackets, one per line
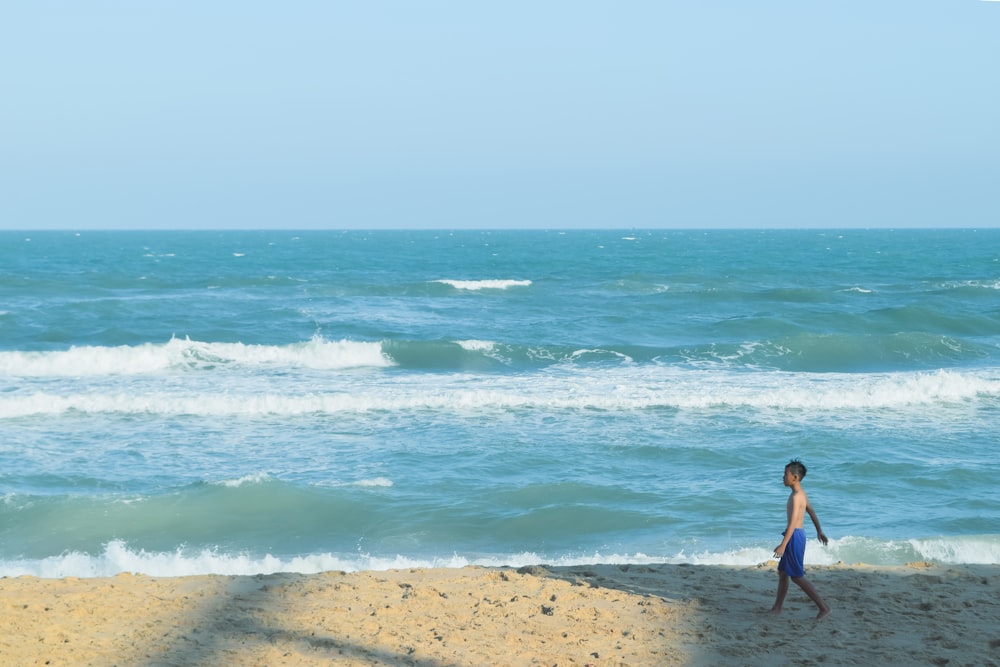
1,229,998,578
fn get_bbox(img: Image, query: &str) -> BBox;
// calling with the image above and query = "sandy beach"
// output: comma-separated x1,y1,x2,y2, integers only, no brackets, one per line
2,562,997,667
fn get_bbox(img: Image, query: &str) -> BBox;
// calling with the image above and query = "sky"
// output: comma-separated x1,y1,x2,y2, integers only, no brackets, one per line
1,1,998,230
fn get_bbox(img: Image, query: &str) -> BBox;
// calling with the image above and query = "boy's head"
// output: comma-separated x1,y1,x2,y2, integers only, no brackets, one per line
785,459,807,480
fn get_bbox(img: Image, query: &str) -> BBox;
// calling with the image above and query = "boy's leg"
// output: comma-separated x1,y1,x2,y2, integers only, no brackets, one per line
791,576,831,620
768,572,790,613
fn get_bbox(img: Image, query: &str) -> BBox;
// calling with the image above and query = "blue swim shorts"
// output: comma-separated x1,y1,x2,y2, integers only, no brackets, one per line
777,528,806,578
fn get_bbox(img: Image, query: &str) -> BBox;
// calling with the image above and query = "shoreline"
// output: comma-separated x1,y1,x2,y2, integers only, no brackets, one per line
2,562,997,666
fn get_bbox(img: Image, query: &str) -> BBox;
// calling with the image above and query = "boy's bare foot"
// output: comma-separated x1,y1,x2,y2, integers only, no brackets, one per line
767,607,782,615
816,606,831,621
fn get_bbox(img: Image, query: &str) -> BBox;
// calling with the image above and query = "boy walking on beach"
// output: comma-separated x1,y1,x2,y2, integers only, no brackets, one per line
769,459,831,620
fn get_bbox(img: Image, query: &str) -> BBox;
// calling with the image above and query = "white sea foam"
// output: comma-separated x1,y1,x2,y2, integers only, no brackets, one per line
215,472,272,488
456,340,496,351
1,369,997,419
2,535,996,579
432,279,532,290
903,536,1000,565
940,278,1000,290
0,336,391,377
352,477,393,488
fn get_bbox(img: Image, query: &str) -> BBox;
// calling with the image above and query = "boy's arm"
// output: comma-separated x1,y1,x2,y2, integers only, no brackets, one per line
806,502,829,545
773,519,795,557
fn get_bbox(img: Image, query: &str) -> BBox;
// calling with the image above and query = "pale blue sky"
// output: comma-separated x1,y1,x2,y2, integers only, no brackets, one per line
2,1,997,229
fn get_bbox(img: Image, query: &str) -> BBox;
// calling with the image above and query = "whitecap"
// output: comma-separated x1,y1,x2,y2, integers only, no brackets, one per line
432,279,532,291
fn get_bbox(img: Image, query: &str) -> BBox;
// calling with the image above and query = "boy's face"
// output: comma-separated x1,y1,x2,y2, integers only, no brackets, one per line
782,467,798,487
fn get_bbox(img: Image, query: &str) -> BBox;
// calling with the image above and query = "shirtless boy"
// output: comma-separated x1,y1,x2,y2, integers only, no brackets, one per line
769,459,831,620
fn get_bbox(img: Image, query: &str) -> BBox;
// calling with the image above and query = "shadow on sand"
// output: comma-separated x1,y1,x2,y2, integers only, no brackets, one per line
134,562,999,667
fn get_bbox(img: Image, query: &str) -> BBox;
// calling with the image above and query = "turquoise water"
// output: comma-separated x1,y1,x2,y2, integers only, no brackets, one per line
1,229,998,577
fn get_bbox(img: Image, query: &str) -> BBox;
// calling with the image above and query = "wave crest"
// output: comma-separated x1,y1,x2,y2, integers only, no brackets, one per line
0,336,392,377
432,279,532,291
2,534,996,578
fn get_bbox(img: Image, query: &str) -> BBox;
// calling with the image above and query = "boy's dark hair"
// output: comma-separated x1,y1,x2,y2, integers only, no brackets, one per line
786,459,807,479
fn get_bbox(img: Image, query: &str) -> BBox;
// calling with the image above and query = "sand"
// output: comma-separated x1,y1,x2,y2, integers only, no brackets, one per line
1,561,997,667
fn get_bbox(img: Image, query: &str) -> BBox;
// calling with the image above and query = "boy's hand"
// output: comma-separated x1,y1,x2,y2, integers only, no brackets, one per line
773,544,785,558
817,530,829,546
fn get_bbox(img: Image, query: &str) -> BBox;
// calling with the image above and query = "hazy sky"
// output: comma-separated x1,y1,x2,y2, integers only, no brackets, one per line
2,1,998,230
